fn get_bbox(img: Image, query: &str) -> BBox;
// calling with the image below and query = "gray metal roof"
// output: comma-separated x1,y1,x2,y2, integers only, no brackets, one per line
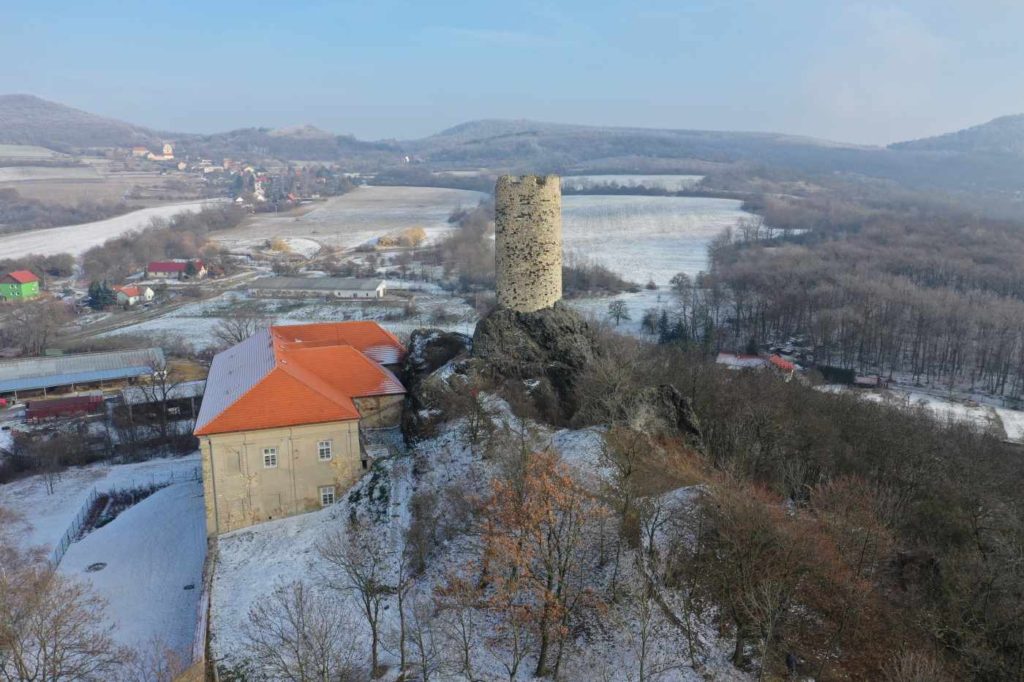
121,379,206,405
250,277,385,292
194,330,275,433
0,348,165,393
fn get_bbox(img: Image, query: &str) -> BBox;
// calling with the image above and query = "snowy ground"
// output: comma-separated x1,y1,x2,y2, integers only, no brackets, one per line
0,165,101,182
210,391,743,680
562,195,749,285
60,479,206,658
0,453,200,552
995,408,1024,443
0,200,221,259
816,384,1024,437
213,186,486,254
0,455,205,660
97,289,478,350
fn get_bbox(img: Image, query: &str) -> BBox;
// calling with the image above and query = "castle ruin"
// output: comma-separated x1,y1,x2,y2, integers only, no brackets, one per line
494,174,562,313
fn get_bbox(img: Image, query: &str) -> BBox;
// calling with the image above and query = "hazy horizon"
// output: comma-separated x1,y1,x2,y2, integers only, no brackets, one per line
4,1,1024,145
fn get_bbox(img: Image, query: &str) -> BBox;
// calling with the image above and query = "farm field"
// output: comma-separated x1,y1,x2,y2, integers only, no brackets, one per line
562,195,748,285
0,199,218,258
0,143,65,160
213,185,487,253
0,165,101,182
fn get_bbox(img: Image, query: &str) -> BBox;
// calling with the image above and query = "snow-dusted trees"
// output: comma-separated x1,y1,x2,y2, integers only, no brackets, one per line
439,449,611,679
242,581,361,682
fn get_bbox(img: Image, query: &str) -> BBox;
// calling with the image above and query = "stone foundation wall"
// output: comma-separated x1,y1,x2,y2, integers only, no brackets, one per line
495,174,562,312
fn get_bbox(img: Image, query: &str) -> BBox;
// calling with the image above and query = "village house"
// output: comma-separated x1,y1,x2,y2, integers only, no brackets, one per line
113,285,155,306
0,271,41,301
146,260,207,280
194,321,406,536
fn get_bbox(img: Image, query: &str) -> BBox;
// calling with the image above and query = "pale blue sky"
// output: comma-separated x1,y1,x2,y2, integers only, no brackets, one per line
3,0,1023,144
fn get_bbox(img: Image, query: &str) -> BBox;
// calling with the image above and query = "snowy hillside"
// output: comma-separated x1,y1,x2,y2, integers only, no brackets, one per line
210,395,746,681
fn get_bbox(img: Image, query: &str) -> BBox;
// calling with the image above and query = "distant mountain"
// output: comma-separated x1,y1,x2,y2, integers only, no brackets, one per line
890,115,1024,156
408,118,867,170
176,127,398,163
4,94,1024,204
0,94,161,150
267,124,336,140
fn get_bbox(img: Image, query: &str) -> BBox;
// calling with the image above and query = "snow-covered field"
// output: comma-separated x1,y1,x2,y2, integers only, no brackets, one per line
0,143,64,159
562,174,704,192
0,200,219,259
97,289,478,349
214,186,486,253
60,479,206,657
563,195,750,285
0,165,101,182
995,407,1024,443
817,384,1024,438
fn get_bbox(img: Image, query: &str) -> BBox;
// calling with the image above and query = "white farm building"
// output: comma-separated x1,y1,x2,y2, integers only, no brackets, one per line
249,277,387,299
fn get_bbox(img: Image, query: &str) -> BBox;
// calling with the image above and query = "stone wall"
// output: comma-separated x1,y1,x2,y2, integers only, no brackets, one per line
495,174,562,312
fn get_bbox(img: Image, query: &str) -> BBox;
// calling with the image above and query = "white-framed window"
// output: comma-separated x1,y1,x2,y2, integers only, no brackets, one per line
319,486,336,506
317,440,333,461
263,447,278,468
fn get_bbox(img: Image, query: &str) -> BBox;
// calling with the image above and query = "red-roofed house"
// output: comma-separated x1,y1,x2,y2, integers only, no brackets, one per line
0,271,40,301
194,321,406,534
146,260,207,280
768,354,797,381
113,285,155,306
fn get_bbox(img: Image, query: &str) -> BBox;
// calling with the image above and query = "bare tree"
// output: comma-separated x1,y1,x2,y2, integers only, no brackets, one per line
242,581,361,682
211,309,270,348
319,523,395,678
0,548,129,681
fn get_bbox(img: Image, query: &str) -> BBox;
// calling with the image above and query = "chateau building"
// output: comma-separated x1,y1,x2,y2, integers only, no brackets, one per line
194,321,406,535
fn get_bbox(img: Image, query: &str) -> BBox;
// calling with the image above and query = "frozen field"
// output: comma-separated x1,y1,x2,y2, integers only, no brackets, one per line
0,200,218,258
562,173,704,192
0,143,64,159
213,185,486,253
563,194,750,284
0,165,101,182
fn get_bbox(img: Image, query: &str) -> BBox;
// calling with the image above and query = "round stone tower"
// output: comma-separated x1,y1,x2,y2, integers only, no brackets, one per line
494,174,562,313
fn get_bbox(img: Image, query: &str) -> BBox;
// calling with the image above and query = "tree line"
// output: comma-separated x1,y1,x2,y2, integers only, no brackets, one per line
696,194,1024,395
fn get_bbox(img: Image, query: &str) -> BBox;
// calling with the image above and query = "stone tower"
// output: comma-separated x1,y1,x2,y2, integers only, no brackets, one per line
494,174,562,313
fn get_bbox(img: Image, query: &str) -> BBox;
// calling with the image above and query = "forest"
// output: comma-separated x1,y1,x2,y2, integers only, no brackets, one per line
701,193,1024,396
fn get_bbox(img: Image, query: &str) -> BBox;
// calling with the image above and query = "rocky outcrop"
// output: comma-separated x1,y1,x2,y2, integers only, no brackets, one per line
402,329,472,387
472,302,601,419
630,384,703,446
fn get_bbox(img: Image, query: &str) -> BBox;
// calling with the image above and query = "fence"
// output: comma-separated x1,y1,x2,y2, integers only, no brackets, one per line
49,465,201,566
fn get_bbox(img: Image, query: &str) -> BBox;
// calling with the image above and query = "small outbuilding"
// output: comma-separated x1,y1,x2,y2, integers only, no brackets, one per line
0,271,40,301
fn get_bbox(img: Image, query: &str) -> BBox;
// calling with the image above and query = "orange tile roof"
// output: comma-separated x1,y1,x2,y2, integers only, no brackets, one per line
5,270,39,284
769,354,796,372
194,321,405,436
114,285,143,297
272,321,406,364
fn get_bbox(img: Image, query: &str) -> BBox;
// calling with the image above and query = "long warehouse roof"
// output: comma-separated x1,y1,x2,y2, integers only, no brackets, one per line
0,348,165,393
